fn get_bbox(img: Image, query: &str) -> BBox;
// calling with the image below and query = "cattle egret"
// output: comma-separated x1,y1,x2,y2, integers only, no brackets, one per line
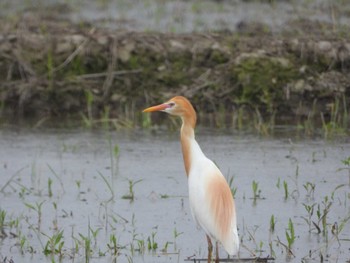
143,96,239,262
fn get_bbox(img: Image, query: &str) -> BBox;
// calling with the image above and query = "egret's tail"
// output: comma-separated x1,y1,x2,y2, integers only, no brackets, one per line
223,226,239,256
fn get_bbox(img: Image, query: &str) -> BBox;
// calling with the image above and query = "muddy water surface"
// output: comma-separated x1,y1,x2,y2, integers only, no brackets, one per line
0,127,349,262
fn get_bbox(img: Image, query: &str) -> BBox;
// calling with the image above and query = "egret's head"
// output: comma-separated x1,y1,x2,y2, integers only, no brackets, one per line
143,96,195,118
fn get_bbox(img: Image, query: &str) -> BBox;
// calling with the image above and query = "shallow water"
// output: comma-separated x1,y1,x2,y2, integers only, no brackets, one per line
0,127,349,262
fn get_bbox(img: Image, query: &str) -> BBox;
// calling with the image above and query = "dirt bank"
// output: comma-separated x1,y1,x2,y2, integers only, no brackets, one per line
0,13,349,127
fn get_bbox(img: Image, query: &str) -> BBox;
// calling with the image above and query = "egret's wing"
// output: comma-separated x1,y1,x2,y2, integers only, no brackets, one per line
189,159,239,255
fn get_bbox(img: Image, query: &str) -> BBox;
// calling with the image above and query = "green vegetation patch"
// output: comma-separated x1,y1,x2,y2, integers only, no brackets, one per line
232,54,299,112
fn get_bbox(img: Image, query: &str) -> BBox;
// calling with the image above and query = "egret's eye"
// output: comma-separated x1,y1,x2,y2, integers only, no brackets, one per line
168,102,175,108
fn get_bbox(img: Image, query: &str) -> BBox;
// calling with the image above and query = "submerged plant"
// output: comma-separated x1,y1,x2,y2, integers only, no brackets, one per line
285,218,296,250
320,196,332,237
43,230,65,259
25,201,45,229
135,238,145,253
276,177,281,189
0,209,6,231
89,226,101,246
270,215,276,233
173,227,183,240
173,227,183,250
122,179,143,202
75,180,81,191
332,215,350,245
47,164,65,194
311,196,333,236
303,181,316,200
19,234,27,254
269,240,276,259
48,178,53,198
147,232,158,251
162,241,171,253
0,209,8,240
258,241,264,257
339,156,350,185
107,233,118,258
78,233,92,263
113,144,120,159
283,180,289,200
227,175,237,198
252,180,261,200
302,203,316,232
107,136,120,177
98,172,115,202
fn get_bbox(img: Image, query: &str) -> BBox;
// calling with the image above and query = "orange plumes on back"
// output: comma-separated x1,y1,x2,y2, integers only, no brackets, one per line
206,174,234,241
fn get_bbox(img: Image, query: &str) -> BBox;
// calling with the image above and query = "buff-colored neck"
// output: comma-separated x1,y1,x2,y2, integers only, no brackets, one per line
180,110,196,177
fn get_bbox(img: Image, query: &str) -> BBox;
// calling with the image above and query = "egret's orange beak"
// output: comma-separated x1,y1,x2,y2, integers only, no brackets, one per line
143,103,169,112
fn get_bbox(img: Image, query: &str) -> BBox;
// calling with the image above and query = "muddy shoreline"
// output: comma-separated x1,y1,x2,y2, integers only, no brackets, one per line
0,11,349,128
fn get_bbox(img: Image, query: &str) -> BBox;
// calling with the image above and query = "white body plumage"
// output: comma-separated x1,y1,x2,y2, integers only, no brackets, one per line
187,136,239,255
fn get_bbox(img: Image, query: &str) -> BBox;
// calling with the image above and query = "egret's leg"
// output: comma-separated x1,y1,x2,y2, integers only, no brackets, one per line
206,235,213,263
215,241,219,263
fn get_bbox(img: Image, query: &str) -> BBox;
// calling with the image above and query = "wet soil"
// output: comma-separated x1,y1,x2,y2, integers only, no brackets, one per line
0,0,350,127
